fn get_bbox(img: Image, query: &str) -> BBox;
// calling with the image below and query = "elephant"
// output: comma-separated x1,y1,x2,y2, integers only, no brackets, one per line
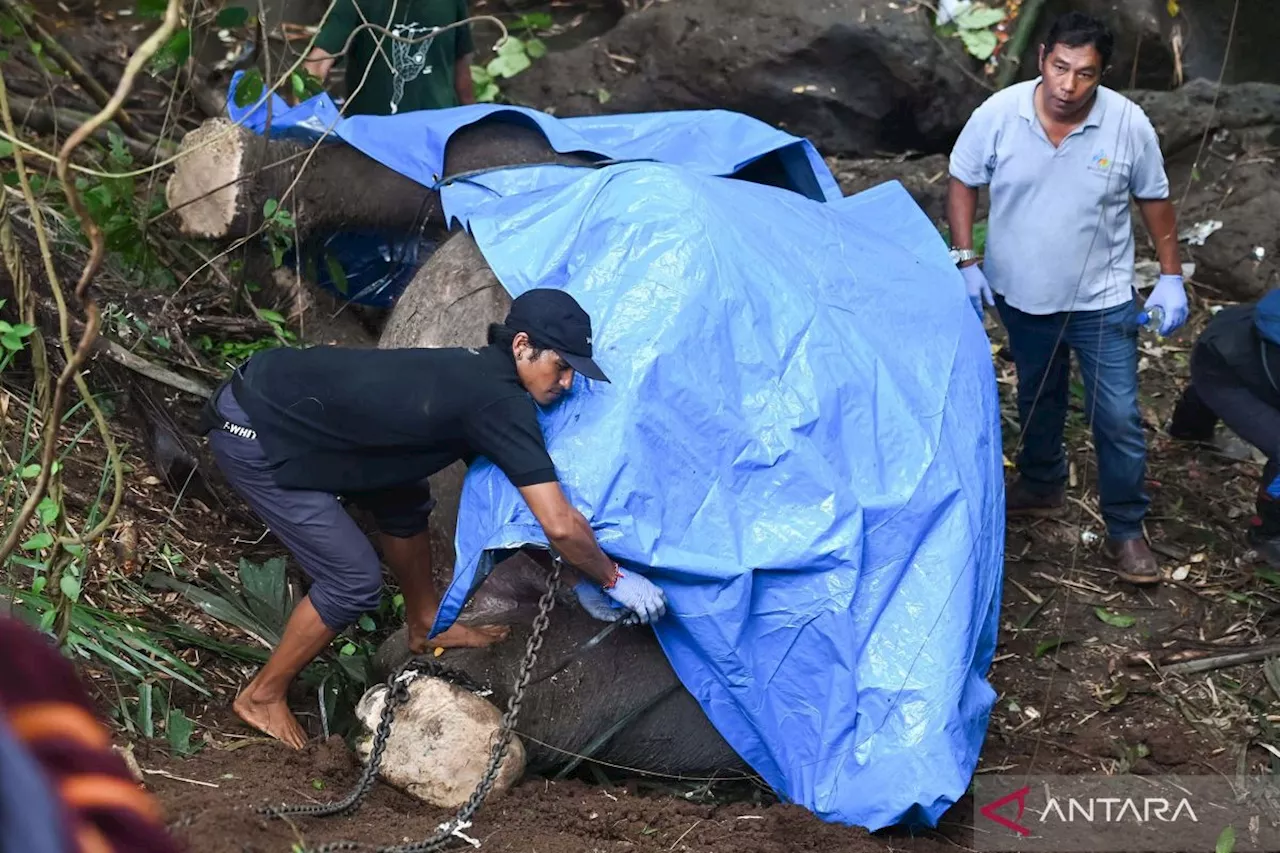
166,115,758,782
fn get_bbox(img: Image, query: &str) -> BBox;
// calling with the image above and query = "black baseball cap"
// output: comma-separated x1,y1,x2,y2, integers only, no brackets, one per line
505,288,610,383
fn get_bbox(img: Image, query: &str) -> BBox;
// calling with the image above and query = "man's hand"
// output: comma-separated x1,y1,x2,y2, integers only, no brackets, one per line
1144,274,1189,335
603,569,667,624
960,264,994,318
303,46,336,83
573,579,625,622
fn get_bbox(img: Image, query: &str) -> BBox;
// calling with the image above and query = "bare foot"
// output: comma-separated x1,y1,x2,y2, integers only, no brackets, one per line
407,623,510,654
233,687,307,750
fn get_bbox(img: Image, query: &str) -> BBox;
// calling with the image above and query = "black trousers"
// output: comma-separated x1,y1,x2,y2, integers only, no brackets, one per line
1172,347,1280,522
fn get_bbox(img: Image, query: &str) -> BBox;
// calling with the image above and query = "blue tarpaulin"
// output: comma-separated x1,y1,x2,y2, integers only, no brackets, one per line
228,83,1005,832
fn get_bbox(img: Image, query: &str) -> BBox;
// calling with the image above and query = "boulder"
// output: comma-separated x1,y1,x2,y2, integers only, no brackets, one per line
1132,81,1280,301
354,674,526,808
1006,0,1177,90
502,0,991,158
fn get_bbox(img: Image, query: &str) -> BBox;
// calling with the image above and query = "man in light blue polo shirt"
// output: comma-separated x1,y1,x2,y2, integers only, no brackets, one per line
946,11,1187,584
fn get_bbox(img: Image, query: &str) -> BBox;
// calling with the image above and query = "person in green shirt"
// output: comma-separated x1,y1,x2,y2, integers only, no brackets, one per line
303,0,476,116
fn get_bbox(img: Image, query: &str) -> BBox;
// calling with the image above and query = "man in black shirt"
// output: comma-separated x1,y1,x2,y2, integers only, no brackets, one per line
1169,290,1280,569
203,288,667,748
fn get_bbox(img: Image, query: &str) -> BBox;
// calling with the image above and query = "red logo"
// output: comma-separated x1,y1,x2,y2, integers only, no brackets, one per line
981,785,1032,836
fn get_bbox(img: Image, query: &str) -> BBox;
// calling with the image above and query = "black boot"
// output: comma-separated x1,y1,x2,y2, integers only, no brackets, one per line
1168,383,1218,443
1248,485,1280,569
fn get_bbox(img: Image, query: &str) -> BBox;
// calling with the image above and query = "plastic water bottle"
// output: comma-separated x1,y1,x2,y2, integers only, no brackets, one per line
1137,305,1164,334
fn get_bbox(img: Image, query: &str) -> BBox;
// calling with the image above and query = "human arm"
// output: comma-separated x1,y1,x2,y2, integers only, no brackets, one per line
518,482,666,624
305,0,357,83
465,397,665,622
946,178,981,262
1132,133,1187,334
947,106,997,316
1136,198,1181,276
455,54,476,104
453,0,476,105
303,46,337,82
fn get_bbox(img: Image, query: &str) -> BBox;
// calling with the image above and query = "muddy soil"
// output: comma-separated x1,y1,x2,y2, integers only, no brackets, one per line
142,727,957,853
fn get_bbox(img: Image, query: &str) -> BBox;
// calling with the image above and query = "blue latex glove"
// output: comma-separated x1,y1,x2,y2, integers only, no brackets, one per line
1144,274,1188,336
960,264,994,318
573,579,626,622
603,568,667,625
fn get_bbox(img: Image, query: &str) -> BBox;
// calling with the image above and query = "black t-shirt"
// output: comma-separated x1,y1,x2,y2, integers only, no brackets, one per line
231,344,558,495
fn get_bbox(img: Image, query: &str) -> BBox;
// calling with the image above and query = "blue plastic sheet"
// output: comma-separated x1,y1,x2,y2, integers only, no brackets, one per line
230,87,1005,832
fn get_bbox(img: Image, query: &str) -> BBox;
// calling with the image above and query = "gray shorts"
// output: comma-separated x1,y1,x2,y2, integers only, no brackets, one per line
206,382,434,631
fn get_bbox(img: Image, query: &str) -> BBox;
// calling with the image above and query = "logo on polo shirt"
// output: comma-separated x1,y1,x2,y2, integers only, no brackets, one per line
1089,148,1112,171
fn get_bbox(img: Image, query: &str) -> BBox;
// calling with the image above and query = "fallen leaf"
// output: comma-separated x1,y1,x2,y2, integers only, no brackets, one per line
1171,565,1190,581
1094,607,1136,628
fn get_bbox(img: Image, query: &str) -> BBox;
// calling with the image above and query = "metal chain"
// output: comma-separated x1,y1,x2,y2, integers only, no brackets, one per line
261,559,562,853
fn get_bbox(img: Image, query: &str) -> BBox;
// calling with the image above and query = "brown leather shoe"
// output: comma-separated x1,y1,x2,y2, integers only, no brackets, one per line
1103,537,1161,585
1006,479,1066,518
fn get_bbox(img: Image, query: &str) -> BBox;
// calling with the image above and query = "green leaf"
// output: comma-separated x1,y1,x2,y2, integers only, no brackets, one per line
149,27,191,73
340,642,356,656
291,72,306,100
10,323,34,337
324,252,349,295
524,37,547,59
20,464,40,479
956,5,1006,29
136,0,168,18
0,14,19,39
597,88,611,104
233,68,265,109
487,49,532,79
167,708,195,755
496,36,528,57
1094,607,1136,628
513,12,553,30
1255,568,1280,589
0,321,10,333
36,496,59,525
30,575,47,595
138,681,155,738
60,573,82,601
215,5,250,28
263,198,279,219
1216,825,1236,853
239,556,292,628
358,614,376,632
1034,637,1073,658
22,532,54,551
2,333,23,351
0,140,13,158
958,27,998,60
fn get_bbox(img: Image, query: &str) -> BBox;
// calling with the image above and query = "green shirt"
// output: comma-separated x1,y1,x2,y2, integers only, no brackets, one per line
315,0,474,117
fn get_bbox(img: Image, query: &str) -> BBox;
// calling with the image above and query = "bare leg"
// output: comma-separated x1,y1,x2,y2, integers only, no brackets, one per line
379,530,509,653
233,595,335,749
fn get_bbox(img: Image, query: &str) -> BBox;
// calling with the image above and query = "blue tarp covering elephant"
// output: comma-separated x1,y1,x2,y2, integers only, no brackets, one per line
228,77,1005,831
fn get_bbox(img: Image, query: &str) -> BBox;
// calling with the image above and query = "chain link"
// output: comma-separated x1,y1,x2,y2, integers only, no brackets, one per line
263,558,563,853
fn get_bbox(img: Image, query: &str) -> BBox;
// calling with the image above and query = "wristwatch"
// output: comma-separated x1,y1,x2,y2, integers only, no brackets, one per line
949,247,979,266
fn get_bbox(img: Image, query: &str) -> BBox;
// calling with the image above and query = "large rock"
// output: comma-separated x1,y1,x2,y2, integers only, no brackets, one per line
1131,81,1280,301
502,0,990,158
354,675,525,808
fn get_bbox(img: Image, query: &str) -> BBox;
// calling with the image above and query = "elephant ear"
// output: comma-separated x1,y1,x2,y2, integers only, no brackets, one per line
456,550,575,627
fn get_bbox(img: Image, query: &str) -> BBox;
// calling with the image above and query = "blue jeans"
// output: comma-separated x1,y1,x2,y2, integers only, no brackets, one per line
995,295,1148,540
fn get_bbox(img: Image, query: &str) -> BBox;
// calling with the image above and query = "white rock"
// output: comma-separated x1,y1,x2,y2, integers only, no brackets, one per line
354,676,526,808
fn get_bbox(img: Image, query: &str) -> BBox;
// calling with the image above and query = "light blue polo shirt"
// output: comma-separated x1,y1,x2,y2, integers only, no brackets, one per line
949,79,1169,315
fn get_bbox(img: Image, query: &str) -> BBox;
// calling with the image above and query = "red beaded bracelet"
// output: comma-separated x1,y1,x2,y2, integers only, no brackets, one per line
602,562,623,590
